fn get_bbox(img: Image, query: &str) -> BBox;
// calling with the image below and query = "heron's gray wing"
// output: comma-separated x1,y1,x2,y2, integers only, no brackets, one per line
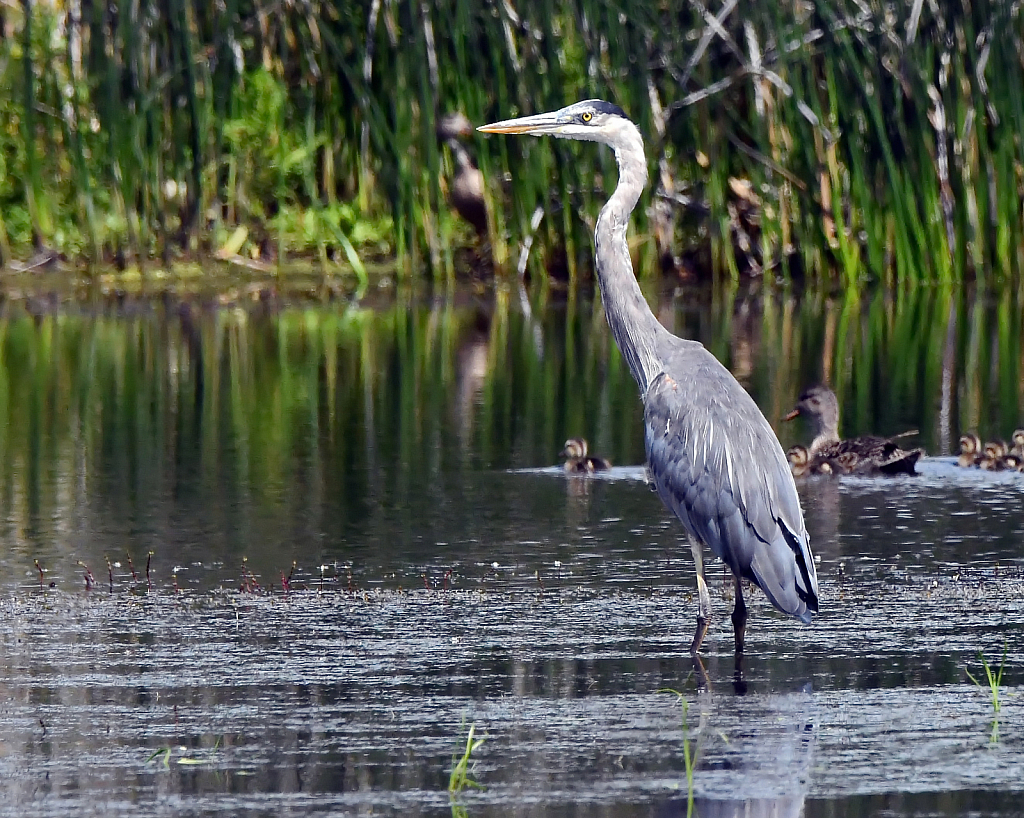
644,358,818,621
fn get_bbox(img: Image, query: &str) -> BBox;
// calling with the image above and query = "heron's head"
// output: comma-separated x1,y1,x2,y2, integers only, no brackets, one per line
478,100,633,146
561,437,588,459
784,385,840,437
1012,428,1024,449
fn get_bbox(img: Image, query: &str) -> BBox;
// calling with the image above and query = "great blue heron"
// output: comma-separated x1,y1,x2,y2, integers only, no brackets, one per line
784,385,923,476
479,100,818,654
560,437,612,473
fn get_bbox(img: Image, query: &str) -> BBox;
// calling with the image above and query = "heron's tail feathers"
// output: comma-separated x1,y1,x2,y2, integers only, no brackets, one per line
749,520,819,623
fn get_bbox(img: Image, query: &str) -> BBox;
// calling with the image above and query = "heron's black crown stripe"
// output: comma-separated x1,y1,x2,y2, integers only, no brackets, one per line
589,100,628,119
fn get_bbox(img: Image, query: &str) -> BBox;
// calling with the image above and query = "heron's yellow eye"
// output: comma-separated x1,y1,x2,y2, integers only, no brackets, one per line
581,112,593,122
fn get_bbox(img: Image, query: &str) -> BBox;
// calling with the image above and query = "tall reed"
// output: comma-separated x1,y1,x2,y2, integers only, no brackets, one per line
0,1,1021,284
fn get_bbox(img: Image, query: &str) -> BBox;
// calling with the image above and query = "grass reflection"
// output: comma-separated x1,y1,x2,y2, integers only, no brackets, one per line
0,284,1020,586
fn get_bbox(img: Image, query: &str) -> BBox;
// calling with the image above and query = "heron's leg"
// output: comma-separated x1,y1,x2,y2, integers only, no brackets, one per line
688,537,712,654
731,574,748,657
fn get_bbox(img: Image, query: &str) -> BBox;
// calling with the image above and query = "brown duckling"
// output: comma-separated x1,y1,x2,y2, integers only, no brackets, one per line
784,385,923,476
977,440,1024,472
560,437,611,473
1011,429,1024,458
787,445,834,477
957,433,983,468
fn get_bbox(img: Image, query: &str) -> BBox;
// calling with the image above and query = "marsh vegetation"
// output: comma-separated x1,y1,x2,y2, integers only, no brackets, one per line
0,1,1021,284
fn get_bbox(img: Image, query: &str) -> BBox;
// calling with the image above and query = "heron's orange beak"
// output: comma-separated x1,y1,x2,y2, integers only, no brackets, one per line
783,408,800,422
477,110,565,136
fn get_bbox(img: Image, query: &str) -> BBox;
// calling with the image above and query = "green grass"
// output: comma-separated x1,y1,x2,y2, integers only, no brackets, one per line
659,688,697,813
448,721,485,796
966,644,1008,743
0,1,1021,284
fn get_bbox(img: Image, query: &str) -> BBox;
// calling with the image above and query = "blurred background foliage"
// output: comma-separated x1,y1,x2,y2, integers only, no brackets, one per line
0,0,1021,285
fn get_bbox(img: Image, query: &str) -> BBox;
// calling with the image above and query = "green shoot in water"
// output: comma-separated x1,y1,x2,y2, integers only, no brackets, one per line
966,643,1008,743
659,688,697,815
448,721,485,796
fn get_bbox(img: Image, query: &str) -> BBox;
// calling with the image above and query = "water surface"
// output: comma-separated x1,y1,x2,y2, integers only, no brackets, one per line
0,283,1022,816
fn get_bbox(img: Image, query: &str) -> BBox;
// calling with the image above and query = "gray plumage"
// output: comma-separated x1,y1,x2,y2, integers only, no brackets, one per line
479,100,819,654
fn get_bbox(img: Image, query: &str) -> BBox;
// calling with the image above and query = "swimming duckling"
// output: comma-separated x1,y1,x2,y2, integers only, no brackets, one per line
787,445,812,477
1002,453,1023,472
786,445,835,477
560,437,611,473
977,440,1009,471
1009,429,1024,458
957,433,982,468
784,385,923,476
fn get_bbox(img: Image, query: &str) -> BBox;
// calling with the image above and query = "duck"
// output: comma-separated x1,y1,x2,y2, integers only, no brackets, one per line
979,439,1009,470
784,385,924,476
957,433,983,468
1011,429,1024,458
787,445,834,477
437,112,488,240
1002,453,1023,472
560,438,611,473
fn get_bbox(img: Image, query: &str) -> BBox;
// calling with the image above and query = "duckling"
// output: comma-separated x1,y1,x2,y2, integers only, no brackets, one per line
786,444,836,477
784,385,924,476
1002,453,1023,472
787,445,812,477
957,433,982,468
1011,429,1024,458
560,437,611,473
976,440,1008,470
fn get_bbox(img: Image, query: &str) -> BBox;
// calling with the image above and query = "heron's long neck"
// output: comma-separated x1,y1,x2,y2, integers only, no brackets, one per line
594,125,668,394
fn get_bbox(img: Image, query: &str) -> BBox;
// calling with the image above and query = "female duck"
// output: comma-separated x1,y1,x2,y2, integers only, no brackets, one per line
784,385,923,476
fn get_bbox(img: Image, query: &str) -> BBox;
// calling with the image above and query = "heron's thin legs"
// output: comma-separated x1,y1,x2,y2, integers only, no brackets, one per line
689,537,712,654
731,574,748,656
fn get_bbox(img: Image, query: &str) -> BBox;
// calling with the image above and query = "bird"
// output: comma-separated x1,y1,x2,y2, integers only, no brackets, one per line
1011,429,1024,458
560,437,611,473
787,445,833,477
957,433,983,468
437,112,489,239
479,100,818,656
978,439,1011,471
784,385,923,476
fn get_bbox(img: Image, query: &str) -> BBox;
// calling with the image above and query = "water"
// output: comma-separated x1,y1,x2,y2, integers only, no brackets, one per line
0,283,1022,816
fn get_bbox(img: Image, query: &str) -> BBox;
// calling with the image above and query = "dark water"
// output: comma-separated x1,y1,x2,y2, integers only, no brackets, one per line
0,283,1022,816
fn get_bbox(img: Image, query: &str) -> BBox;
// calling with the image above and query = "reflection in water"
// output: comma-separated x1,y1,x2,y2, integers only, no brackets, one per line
0,285,1020,591
0,285,1022,816
657,671,813,816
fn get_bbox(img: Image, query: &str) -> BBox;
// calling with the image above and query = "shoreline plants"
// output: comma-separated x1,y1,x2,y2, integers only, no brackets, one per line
0,1,1022,283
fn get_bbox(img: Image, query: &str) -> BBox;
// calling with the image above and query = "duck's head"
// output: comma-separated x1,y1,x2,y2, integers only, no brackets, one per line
784,385,841,440
959,433,981,455
984,439,1008,459
786,445,810,468
561,437,588,460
